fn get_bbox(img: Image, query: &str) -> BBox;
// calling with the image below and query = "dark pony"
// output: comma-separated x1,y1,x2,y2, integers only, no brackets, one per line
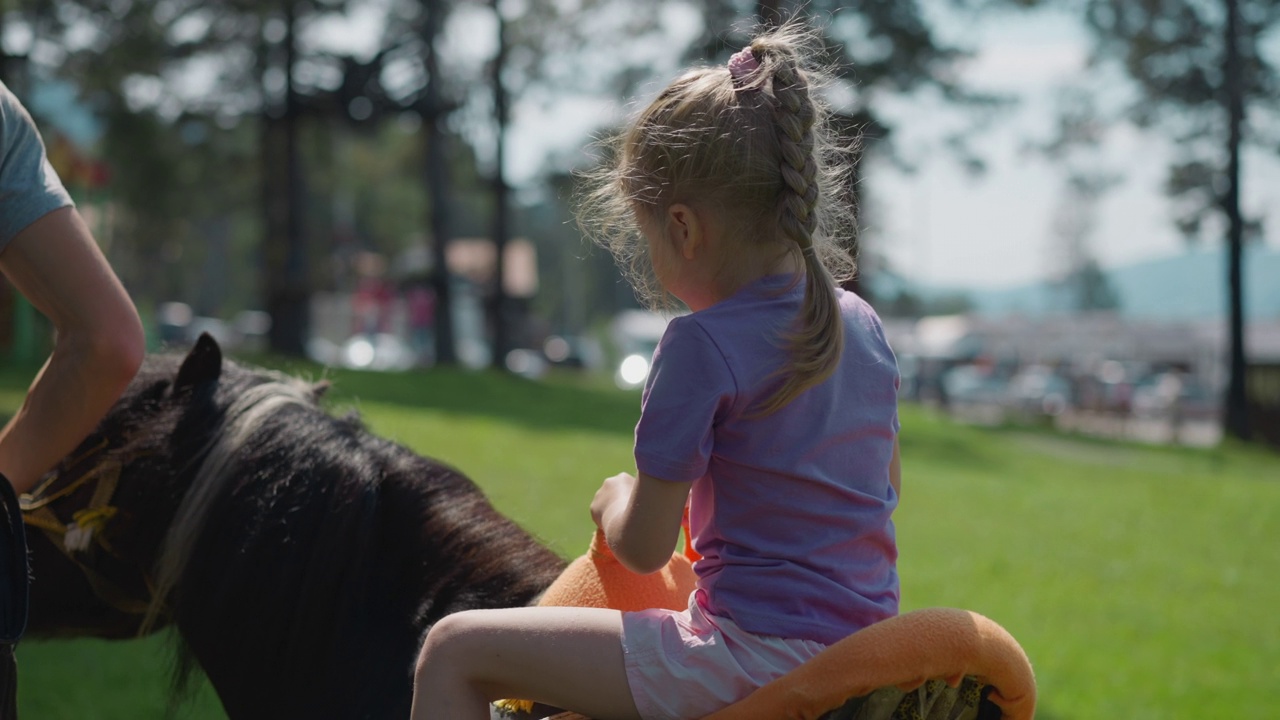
22,334,566,718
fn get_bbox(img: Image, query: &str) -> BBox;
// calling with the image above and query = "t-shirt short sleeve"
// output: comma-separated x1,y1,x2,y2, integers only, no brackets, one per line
633,317,736,483
0,82,73,251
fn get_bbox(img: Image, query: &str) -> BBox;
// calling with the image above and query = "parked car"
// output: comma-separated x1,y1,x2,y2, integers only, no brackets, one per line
1004,365,1073,421
1132,372,1218,422
941,363,1008,424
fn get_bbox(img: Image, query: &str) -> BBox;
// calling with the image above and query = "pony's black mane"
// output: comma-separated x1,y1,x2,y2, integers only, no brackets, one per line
56,336,567,718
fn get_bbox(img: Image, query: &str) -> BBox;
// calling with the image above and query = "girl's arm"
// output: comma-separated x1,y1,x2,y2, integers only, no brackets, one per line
0,207,145,492
591,471,691,575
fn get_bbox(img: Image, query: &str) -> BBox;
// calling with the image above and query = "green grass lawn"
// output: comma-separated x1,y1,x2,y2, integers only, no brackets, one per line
3,359,1278,718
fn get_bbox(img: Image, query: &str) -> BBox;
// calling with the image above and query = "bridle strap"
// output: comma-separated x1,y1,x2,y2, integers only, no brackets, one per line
19,441,156,620
18,439,109,512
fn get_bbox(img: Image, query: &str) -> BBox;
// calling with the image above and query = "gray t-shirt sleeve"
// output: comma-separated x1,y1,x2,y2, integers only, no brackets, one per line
0,81,74,251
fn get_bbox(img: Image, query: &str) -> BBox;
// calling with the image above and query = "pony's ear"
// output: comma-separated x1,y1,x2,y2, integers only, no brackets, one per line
174,333,223,393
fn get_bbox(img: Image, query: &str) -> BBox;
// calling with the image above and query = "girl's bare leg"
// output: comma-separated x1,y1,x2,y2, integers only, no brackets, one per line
411,606,642,720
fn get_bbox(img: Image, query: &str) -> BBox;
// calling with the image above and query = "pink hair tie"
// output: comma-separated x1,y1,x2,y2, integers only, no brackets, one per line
728,46,761,90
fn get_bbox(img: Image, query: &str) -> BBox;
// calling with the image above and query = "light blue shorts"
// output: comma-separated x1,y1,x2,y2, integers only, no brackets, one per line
620,594,827,720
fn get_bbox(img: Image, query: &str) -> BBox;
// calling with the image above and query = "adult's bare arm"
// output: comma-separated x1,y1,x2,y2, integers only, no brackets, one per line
0,207,144,493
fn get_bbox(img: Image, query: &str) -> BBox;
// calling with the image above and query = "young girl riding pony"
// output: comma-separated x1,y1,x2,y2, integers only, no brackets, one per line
412,22,902,720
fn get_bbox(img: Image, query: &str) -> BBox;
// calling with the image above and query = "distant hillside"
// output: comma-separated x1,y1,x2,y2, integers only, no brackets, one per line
926,245,1280,320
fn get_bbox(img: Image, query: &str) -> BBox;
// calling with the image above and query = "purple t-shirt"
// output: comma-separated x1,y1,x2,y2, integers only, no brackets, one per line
634,274,900,645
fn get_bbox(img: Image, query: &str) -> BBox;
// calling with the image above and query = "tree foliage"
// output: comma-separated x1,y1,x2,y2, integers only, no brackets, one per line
2,0,1027,341
1020,0,1278,240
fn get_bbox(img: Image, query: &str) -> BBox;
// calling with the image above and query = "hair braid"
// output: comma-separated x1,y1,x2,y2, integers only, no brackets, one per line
752,36,845,416
768,54,820,247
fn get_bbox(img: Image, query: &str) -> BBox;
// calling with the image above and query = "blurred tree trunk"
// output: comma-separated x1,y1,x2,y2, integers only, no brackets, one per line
263,1,310,356
1223,0,1250,440
490,0,510,369
422,0,456,365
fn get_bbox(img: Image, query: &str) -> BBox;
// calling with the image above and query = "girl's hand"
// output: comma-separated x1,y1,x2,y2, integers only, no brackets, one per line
590,471,690,574
591,472,637,529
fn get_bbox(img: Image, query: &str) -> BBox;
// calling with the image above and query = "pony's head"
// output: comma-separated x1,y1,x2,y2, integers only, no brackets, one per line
25,332,328,640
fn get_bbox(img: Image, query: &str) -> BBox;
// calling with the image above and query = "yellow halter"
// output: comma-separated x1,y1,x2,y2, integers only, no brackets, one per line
20,438,155,619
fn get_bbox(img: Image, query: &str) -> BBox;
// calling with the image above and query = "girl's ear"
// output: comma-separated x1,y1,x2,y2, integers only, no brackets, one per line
665,203,704,260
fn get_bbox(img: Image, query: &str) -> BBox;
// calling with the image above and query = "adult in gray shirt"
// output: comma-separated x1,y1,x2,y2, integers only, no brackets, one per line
0,80,144,495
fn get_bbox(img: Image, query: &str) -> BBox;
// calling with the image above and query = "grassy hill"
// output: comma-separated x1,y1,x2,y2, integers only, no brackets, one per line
4,360,1278,718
